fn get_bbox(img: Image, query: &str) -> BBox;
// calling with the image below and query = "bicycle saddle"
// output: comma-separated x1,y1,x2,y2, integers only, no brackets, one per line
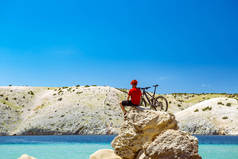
138,87,151,90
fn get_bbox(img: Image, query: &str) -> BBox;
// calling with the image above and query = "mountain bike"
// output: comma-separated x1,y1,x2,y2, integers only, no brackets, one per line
139,84,168,111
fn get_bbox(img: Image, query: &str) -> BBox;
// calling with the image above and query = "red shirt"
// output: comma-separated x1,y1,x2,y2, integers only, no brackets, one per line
128,87,142,105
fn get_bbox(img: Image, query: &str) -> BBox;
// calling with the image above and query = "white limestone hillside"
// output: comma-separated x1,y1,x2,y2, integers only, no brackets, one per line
0,86,127,135
175,98,238,135
0,86,238,135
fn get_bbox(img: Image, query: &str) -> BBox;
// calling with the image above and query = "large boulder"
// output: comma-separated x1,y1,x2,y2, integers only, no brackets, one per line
18,154,37,159
141,129,201,159
90,149,122,159
111,107,201,159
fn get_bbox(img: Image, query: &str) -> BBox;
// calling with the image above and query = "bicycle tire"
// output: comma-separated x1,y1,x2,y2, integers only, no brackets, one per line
153,96,168,111
141,98,147,107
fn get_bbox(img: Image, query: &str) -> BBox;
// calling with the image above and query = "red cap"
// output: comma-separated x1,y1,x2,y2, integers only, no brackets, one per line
130,80,138,85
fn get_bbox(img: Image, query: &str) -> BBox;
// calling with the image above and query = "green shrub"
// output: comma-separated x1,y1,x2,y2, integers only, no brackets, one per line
226,103,231,106
5,97,8,101
91,85,97,86
28,91,34,95
0,94,3,97
194,109,199,112
85,85,90,87
222,116,228,119
76,85,80,87
58,98,63,101
76,92,83,95
177,104,181,107
202,106,212,111
217,102,224,105
62,87,68,89
13,98,17,100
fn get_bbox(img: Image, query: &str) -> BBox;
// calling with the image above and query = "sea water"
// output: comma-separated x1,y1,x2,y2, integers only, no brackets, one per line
0,135,238,159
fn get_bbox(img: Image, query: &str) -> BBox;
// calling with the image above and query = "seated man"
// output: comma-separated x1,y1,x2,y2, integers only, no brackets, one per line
119,80,142,115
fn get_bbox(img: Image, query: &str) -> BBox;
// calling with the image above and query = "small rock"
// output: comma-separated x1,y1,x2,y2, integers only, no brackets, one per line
18,154,37,159
90,149,121,159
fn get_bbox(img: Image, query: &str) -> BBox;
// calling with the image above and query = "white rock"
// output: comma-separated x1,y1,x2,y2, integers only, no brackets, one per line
90,149,121,159
18,154,37,159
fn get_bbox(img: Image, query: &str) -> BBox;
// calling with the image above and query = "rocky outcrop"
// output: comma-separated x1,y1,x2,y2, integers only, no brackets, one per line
90,149,122,159
140,129,201,159
111,107,201,159
176,98,238,135
18,154,37,159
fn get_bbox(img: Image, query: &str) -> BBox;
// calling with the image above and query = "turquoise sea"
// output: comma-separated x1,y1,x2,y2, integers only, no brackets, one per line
0,135,238,159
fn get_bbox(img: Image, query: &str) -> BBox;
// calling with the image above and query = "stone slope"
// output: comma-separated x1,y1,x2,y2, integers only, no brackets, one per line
0,86,126,135
175,97,238,135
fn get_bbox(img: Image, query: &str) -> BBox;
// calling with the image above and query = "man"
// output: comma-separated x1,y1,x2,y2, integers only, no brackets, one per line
119,80,142,115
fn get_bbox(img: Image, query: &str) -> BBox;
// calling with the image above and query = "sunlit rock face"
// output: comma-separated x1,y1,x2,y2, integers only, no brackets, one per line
111,107,201,159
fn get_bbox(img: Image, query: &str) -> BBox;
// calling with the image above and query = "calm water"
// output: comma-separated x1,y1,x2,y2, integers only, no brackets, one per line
0,135,238,159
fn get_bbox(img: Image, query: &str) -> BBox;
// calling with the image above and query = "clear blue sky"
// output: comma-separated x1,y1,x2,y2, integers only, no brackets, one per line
0,0,237,93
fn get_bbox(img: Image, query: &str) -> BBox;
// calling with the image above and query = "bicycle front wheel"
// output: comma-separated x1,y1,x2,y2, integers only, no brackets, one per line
153,96,168,111
141,98,147,107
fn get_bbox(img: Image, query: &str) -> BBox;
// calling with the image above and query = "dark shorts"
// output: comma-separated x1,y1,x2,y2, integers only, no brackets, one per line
121,100,138,106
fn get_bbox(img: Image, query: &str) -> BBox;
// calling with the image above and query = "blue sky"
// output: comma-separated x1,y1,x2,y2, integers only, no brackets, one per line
0,0,237,93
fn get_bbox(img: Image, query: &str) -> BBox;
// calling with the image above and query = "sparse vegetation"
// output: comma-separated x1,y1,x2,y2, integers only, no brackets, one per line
116,88,128,94
76,92,83,95
33,104,45,111
194,109,199,112
217,102,224,105
222,116,228,119
177,104,182,107
85,85,90,87
58,98,63,101
202,106,212,111
28,91,34,95
226,103,231,106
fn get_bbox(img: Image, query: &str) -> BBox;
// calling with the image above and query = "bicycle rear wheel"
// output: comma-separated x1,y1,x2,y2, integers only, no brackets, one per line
153,96,168,111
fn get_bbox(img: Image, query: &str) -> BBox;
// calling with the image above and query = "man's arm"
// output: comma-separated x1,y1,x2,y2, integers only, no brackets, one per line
127,95,130,101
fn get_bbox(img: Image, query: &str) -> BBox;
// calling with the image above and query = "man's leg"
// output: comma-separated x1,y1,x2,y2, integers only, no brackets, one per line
120,102,127,115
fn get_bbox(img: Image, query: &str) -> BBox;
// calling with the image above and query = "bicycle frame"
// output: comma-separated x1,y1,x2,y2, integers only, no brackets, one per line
141,85,158,105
